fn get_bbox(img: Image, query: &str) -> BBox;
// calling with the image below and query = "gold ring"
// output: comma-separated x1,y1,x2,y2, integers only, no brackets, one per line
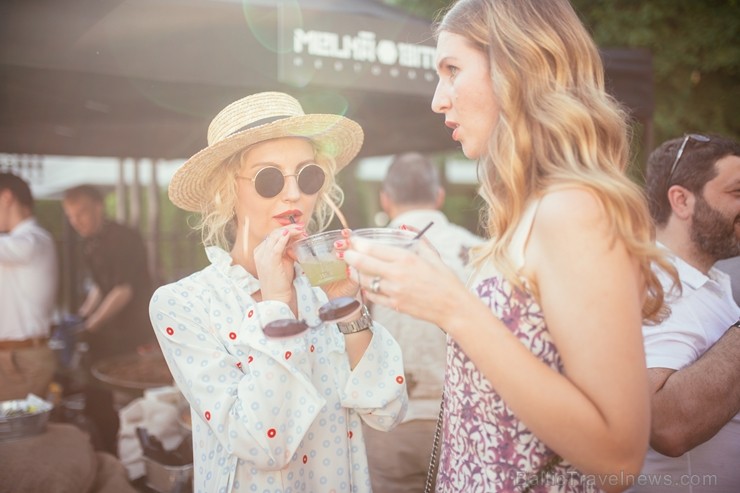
371,276,381,294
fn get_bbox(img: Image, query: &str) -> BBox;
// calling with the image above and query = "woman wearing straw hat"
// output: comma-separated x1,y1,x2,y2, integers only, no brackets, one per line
150,92,407,492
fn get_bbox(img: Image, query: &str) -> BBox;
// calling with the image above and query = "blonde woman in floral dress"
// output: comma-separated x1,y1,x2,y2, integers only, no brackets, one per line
343,1,676,492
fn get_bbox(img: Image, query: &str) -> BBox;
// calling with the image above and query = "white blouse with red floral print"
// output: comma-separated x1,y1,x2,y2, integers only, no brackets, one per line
149,246,408,493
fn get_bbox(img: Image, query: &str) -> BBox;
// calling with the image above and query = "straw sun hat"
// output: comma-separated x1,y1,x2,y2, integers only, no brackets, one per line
168,91,364,212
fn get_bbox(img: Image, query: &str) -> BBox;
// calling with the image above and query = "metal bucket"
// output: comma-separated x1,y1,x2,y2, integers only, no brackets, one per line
0,395,53,442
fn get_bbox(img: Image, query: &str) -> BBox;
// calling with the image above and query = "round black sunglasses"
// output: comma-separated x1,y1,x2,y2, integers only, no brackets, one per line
238,164,326,198
261,296,362,338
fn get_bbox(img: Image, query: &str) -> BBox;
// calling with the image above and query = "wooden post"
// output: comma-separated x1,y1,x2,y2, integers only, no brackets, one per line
61,210,79,313
130,159,141,229
116,158,127,222
148,160,160,285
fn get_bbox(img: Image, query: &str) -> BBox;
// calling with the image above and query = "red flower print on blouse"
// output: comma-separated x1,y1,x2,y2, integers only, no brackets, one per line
229,332,237,340
166,327,174,336
395,376,404,384
267,428,276,438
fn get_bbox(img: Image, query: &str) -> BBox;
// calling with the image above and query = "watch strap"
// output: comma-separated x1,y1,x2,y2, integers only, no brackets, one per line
336,305,372,335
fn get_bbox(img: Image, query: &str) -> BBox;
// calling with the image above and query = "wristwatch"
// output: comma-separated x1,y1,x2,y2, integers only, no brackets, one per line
336,305,373,335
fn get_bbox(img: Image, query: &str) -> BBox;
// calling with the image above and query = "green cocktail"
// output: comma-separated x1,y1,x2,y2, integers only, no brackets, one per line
291,230,348,287
299,258,348,286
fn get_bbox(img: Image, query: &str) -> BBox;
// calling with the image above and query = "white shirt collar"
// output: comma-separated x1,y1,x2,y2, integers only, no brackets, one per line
206,246,262,295
657,242,731,292
388,209,449,229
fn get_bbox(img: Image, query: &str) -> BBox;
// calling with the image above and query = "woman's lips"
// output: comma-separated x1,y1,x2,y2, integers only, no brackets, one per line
275,217,294,226
275,211,301,226
445,120,460,142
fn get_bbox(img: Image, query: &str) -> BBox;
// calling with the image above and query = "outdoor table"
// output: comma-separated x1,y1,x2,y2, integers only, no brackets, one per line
91,350,174,397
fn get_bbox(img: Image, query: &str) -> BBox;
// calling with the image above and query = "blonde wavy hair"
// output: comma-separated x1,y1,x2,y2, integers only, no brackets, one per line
436,0,676,323
193,139,344,250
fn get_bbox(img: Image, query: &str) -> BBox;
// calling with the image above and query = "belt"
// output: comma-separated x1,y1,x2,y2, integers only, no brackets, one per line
0,337,49,351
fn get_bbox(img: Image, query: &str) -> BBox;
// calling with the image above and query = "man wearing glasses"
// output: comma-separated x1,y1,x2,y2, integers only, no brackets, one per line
633,134,740,492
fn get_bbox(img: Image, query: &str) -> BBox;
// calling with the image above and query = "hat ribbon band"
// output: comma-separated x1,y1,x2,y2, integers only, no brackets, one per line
227,115,292,138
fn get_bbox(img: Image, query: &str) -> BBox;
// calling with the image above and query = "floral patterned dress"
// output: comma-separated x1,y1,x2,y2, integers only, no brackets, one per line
436,201,594,493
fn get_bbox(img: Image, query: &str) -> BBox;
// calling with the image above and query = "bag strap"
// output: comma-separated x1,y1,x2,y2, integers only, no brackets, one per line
423,396,444,493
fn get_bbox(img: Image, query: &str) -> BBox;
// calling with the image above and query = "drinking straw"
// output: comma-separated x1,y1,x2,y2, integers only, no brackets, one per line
402,221,434,249
290,214,317,257
325,199,350,230
411,221,434,242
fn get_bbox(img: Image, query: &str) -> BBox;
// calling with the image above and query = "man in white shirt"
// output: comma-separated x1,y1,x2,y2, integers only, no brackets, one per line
363,152,484,493
0,172,58,401
634,135,740,492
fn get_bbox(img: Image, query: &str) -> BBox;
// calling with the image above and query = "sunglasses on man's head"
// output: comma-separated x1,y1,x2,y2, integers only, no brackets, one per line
238,163,326,198
668,134,711,182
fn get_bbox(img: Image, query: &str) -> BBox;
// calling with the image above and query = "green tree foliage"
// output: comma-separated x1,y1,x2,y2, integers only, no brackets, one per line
571,0,739,143
386,0,740,145
385,0,450,19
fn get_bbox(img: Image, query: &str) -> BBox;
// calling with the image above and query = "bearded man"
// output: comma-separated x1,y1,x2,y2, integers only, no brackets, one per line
632,134,740,493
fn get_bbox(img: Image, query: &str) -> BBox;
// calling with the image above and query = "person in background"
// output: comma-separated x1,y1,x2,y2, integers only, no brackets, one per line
150,91,407,492
62,184,155,361
633,134,740,492
0,172,58,401
62,184,155,455
343,0,677,491
363,152,483,493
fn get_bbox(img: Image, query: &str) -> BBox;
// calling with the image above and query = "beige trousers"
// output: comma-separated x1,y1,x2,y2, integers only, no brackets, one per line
0,345,56,401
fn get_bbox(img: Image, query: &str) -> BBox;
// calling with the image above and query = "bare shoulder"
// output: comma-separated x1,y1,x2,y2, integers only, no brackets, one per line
534,187,607,235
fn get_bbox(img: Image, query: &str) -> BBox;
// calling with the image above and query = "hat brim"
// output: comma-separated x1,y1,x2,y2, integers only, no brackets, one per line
168,114,363,212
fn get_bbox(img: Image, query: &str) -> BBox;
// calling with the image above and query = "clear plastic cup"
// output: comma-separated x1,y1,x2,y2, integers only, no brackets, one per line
352,227,417,247
291,230,347,286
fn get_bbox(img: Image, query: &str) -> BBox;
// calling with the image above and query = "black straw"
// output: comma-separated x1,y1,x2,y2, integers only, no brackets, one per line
412,221,434,241
403,221,433,249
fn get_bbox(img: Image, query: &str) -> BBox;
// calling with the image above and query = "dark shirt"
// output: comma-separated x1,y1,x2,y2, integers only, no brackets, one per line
82,221,154,361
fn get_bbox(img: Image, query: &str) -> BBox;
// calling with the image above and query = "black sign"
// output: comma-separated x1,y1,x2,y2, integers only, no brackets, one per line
278,10,437,96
